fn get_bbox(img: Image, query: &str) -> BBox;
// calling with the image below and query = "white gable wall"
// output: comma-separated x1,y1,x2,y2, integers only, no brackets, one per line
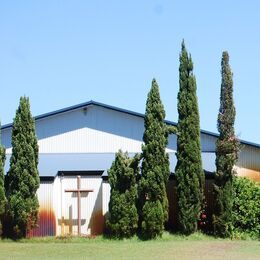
2,105,217,155
2,105,178,154
35,105,145,153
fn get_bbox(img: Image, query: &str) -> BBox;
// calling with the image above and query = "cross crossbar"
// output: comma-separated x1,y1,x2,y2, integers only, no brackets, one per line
65,189,93,192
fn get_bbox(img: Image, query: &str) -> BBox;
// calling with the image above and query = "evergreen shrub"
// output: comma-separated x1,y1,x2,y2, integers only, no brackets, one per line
232,177,260,238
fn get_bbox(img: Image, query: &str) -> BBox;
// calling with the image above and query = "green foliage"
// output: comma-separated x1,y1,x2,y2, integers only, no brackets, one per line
0,127,6,236
139,79,170,239
6,97,40,238
213,52,239,237
141,200,164,239
175,41,204,234
106,150,139,238
232,177,260,238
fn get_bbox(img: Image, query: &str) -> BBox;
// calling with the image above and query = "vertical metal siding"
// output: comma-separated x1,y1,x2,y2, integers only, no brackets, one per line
53,175,61,236
28,181,56,237
201,133,217,152
102,181,111,221
237,145,260,170
35,107,147,153
2,106,176,154
1,128,12,154
38,127,145,153
236,146,260,181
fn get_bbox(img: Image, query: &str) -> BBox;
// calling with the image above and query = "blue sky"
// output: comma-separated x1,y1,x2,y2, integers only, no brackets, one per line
0,1,260,143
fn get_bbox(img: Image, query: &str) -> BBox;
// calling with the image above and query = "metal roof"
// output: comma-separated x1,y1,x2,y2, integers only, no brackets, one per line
2,100,260,149
4,153,117,177
4,152,216,177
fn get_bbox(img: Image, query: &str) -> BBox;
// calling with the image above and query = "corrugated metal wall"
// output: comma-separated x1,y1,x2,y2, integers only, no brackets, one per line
102,181,111,221
34,106,147,154
37,127,145,154
2,105,176,154
28,181,56,237
236,145,260,181
27,174,258,238
237,145,260,170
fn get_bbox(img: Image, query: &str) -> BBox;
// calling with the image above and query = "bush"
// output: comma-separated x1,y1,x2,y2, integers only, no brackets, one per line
106,190,138,238
232,177,260,238
141,200,164,239
106,151,139,238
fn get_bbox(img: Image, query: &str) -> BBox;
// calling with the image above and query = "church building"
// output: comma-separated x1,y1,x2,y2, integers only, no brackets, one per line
1,100,260,236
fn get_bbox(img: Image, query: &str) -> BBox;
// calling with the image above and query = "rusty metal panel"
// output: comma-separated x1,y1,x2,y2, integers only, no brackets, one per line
236,145,260,181
53,175,61,236
28,181,56,237
236,167,260,181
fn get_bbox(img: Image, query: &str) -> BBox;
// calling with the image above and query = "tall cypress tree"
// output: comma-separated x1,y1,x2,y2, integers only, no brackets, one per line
106,150,139,238
0,126,6,236
175,41,204,234
139,79,170,239
6,97,40,238
213,52,239,237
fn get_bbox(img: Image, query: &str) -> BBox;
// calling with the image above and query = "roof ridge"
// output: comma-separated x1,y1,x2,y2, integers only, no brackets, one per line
2,100,260,149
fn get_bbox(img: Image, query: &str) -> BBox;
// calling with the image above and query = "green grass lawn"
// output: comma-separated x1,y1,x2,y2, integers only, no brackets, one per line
0,233,259,260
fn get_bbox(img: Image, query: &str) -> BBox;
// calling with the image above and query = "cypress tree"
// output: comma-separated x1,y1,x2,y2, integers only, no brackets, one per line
213,51,239,237
106,150,139,238
139,79,170,239
175,41,204,234
0,127,6,236
6,97,40,238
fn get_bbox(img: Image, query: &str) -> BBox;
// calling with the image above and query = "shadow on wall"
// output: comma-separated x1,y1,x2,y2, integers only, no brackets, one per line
57,206,87,236
57,191,91,236
88,184,104,235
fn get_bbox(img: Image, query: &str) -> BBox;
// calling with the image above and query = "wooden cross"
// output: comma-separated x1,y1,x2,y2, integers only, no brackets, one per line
65,176,93,235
